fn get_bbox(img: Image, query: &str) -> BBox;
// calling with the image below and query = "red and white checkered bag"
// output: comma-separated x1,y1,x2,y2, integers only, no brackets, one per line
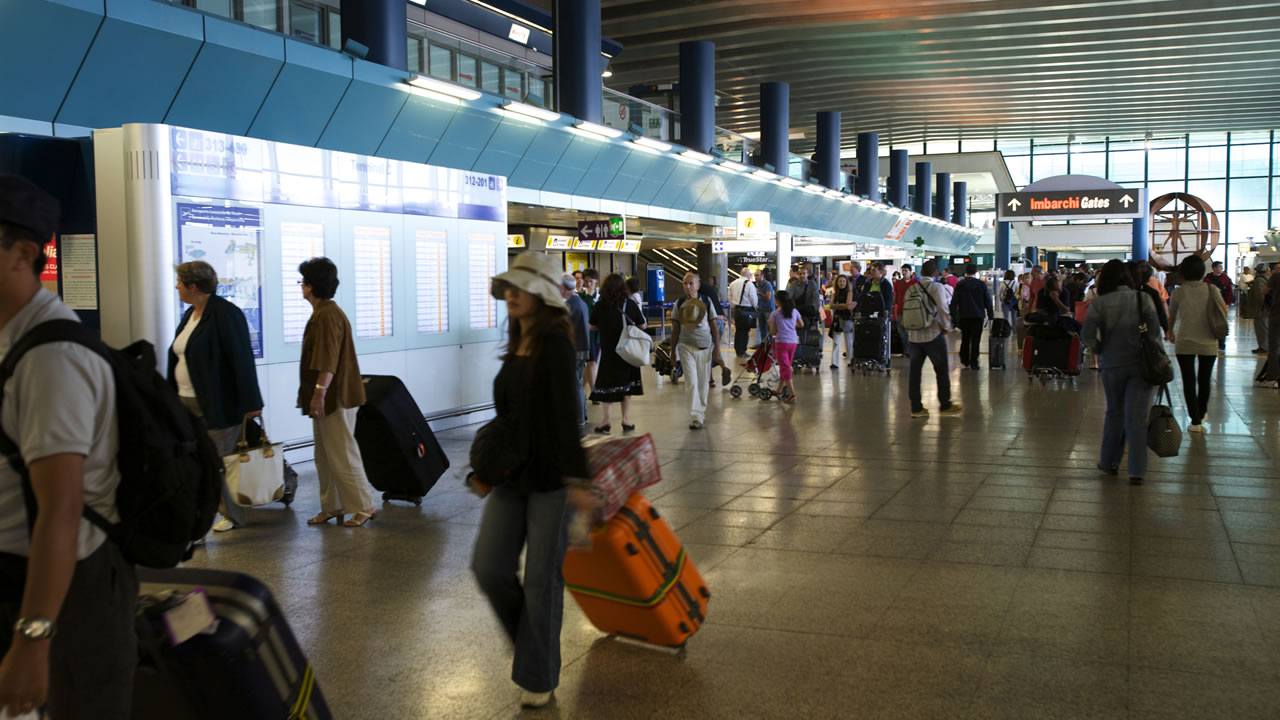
582,433,662,524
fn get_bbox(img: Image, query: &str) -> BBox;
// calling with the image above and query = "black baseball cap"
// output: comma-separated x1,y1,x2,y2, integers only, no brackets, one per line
0,175,60,243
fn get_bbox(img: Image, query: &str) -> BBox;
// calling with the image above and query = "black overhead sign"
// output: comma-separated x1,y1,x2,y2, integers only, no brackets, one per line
997,189,1144,221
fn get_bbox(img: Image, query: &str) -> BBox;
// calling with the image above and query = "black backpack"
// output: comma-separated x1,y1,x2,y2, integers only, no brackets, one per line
0,320,224,568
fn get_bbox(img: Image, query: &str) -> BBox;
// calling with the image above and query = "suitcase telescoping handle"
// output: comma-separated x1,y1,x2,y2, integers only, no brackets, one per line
616,505,677,577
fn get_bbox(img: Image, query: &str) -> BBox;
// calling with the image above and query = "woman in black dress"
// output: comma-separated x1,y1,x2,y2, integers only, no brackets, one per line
589,273,646,433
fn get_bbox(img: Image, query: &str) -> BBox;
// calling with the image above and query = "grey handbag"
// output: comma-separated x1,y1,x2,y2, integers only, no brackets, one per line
1146,385,1182,458
1206,289,1229,339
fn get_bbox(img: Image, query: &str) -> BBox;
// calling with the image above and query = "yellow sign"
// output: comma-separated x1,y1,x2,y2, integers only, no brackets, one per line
736,211,770,239
571,238,597,250
507,234,526,248
566,252,589,272
596,240,622,252
546,235,573,250
620,240,642,253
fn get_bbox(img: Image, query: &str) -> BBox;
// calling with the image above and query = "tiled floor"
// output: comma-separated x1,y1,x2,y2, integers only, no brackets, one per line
187,324,1280,718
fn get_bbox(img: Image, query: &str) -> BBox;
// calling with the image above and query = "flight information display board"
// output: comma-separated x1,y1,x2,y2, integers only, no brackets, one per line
176,203,263,358
279,221,326,344
352,225,394,339
469,234,497,330
415,230,449,334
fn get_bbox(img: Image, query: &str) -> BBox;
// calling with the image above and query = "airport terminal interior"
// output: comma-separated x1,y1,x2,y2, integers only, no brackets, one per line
3,0,1280,718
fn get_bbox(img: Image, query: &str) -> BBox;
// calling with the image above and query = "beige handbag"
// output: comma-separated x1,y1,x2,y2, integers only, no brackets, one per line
223,417,285,507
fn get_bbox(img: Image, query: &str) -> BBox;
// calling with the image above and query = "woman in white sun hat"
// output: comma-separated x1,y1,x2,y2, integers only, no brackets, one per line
470,251,595,709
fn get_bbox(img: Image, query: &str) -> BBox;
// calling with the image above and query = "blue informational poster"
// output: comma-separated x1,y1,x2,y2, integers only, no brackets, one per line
176,203,264,358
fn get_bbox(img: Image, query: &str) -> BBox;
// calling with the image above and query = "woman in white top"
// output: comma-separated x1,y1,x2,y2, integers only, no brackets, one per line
1167,255,1228,432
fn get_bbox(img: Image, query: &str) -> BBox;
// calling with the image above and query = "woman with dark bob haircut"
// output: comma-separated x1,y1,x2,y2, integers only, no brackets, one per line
1081,259,1162,485
297,257,379,527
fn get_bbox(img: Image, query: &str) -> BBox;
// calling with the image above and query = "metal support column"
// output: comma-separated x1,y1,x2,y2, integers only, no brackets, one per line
816,111,841,190
1047,251,1059,273
1025,246,1039,267
678,41,714,153
340,0,408,71
856,132,879,201
1132,211,1150,262
995,221,1012,271
914,162,932,215
934,172,952,221
951,181,968,227
553,0,603,122
760,82,790,174
887,149,909,209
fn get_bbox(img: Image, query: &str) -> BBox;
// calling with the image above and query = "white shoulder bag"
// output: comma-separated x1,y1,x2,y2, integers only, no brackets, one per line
223,416,286,507
615,302,653,367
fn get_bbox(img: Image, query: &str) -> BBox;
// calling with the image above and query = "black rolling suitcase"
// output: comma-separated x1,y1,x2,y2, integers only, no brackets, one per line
354,375,449,505
890,320,904,356
853,317,890,364
989,333,1007,369
133,568,332,720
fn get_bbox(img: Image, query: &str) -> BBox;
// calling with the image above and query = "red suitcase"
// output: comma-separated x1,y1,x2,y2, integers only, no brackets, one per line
562,494,709,648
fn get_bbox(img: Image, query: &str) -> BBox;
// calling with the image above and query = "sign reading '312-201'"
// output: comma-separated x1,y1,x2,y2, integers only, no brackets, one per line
997,189,1145,221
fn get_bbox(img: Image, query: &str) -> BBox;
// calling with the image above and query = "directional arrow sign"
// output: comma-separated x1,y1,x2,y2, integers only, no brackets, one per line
997,189,1145,221
578,218,625,242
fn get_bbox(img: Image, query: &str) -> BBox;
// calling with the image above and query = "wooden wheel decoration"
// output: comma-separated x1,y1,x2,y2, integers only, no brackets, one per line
1148,193,1219,270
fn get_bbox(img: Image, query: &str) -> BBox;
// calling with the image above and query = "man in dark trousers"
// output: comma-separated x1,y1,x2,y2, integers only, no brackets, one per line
1204,261,1235,354
949,262,995,369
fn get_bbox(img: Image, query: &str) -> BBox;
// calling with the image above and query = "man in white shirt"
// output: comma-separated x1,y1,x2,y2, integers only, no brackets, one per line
0,175,134,719
905,260,962,419
671,272,724,430
727,268,758,358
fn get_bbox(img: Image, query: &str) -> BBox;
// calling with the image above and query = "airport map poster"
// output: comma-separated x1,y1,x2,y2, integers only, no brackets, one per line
176,204,264,358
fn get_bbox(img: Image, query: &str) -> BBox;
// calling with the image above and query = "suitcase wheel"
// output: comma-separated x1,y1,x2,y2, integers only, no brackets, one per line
624,542,640,556
678,622,691,634
699,586,711,599
647,506,660,520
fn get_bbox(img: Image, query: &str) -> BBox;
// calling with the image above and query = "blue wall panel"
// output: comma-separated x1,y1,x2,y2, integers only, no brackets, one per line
0,0,102,124
471,117,540,177
166,16,284,135
649,164,699,209
428,105,501,169
318,59,409,156
248,38,351,146
376,94,458,163
507,129,572,189
572,144,630,199
625,156,678,205
689,174,740,216
57,0,203,129
541,136,605,194
600,150,657,201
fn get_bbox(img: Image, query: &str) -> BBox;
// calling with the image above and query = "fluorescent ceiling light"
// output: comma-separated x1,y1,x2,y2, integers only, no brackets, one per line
741,130,807,141
780,177,804,187
574,121,623,139
751,169,777,181
717,160,750,173
407,87,461,105
508,23,531,44
407,74,481,101
803,183,824,193
680,150,713,163
503,101,559,122
825,189,844,198
628,140,663,155
602,70,613,78
409,0,427,5
674,152,705,165
633,136,672,152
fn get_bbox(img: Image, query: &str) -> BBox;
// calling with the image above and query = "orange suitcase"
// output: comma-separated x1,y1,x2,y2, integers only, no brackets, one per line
563,494,710,648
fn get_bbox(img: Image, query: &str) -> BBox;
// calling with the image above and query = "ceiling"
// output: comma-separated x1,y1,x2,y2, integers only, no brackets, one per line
585,0,1280,153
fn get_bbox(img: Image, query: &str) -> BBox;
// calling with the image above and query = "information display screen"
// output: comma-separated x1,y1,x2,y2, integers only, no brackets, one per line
353,225,394,339
176,204,263,358
468,234,497,330
415,230,448,334
279,222,326,345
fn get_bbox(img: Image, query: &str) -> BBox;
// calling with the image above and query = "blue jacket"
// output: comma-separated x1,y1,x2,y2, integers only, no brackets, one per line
565,293,590,359
950,276,994,321
167,294,264,430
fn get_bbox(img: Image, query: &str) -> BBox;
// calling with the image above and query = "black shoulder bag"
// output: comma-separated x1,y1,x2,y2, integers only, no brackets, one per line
1136,292,1174,386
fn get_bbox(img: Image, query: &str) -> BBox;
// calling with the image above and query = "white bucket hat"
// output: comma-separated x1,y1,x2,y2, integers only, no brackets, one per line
491,252,567,312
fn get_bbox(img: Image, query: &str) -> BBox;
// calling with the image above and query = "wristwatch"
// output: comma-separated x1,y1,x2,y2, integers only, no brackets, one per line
14,617,56,640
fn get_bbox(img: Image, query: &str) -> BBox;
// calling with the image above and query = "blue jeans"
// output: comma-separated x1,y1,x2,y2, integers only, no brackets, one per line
1100,365,1155,479
574,358,587,429
908,334,952,412
757,311,772,345
472,485,571,693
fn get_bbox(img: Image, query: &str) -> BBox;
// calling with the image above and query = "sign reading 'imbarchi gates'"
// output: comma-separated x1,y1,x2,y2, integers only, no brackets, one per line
997,188,1146,222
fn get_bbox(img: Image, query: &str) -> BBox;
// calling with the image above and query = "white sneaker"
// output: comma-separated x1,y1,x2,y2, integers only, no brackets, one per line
520,690,553,708
1188,423,1206,434
212,517,236,533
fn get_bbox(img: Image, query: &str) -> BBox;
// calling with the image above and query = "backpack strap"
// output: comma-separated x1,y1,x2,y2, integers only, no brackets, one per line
0,319,112,535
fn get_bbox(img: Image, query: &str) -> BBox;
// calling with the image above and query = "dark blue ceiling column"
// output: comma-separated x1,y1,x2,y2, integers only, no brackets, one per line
1047,251,1059,273
678,41,714,153
952,181,968,227
1132,211,1149,261
553,0,603,122
887,149,909,209
1025,246,1039,267
816,111,841,190
340,0,407,71
914,161,932,215
934,172,952,221
856,133,879,201
995,221,1012,271
760,82,789,174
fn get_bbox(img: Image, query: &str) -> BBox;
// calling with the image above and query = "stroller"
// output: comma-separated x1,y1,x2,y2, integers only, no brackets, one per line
729,336,781,400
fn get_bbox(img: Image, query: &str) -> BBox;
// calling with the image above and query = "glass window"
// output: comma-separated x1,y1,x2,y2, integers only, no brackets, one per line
1070,152,1105,177
1147,148,1186,181
242,0,278,30
429,43,453,80
1109,138,1146,151
997,138,1031,154
407,37,422,73
1149,136,1185,149
925,140,958,154
480,60,501,94
1187,179,1226,212
327,10,341,50
1108,150,1145,181
1031,154,1067,181
289,1,320,42
1005,156,1030,187
1229,178,1269,210
456,54,478,87
1228,211,1268,246
1189,132,1227,146
1187,146,1226,178
960,139,994,152
893,142,926,156
193,0,232,17
527,75,546,106
1147,180,1185,200
1230,144,1270,177
502,69,523,99
1232,130,1270,144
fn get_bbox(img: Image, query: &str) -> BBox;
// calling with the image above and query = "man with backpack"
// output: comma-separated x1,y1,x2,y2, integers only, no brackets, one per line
0,176,135,718
900,260,962,419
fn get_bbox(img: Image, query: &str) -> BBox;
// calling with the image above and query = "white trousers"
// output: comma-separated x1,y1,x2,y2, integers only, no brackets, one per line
677,344,713,423
313,407,376,514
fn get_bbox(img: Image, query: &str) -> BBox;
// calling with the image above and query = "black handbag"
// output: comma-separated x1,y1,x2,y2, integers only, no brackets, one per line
468,415,525,493
1136,292,1174,386
1147,385,1182,458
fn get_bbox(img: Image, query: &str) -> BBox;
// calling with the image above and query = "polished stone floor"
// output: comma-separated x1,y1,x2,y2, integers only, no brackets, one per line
188,321,1280,719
